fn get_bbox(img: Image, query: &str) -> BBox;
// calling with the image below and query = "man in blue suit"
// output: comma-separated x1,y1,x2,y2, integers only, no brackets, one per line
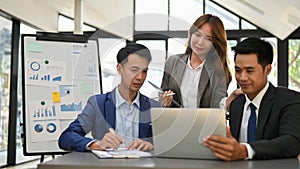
204,38,300,160
59,43,161,152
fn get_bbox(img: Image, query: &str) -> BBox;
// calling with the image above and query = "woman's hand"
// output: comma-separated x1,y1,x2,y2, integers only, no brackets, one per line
158,90,174,107
226,88,244,111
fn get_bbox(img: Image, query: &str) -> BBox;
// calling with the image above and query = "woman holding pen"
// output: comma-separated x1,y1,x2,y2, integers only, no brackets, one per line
160,14,232,108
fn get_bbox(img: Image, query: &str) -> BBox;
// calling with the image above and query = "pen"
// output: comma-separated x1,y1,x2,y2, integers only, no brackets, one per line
148,81,175,95
108,128,116,134
148,81,182,107
109,128,126,148
148,81,164,92
164,93,176,96
148,81,175,96
152,93,176,99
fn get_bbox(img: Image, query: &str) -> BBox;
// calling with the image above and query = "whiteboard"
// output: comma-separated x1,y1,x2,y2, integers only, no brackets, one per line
21,33,101,155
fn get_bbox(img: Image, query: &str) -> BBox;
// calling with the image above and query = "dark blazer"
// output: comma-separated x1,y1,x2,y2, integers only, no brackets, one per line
229,83,300,159
58,88,161,152
161,53,228,108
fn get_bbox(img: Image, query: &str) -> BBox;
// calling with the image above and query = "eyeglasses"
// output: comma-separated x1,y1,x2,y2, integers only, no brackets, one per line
193,32,213,43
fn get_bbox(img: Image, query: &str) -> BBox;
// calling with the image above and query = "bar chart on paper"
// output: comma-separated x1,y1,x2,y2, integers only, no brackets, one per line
32,105,57,118
22,34,100,154
28,74,62,81
29,102,61,142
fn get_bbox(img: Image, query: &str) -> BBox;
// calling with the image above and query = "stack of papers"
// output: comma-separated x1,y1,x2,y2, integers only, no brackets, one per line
92,148,152,159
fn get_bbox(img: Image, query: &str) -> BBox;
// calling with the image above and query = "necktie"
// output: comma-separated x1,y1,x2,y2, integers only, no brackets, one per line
247,103,256,143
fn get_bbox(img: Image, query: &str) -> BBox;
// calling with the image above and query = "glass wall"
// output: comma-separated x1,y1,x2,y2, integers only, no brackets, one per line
205,0,239,30
134,0,279,97
15,23,40,164
0,0,298,167
288,39,300,92
98,38,126,93
227,40,238,94
241,19,256,29
58,15,96,32
135,0,168,31
169,0,203,30
0,15,12,167
263,37,278,87
136,40,166,98
167,38,187,58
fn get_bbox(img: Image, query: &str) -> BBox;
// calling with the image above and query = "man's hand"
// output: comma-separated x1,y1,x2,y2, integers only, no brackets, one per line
127,138,153,151
89,131,124,150
204,126,248,161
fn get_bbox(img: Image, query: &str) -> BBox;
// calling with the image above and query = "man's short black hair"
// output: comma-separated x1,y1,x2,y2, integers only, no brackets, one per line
117,43,152,65
232,37,273,68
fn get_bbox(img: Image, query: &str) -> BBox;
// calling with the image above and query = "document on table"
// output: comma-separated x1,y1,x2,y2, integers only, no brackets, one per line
92,148,152,159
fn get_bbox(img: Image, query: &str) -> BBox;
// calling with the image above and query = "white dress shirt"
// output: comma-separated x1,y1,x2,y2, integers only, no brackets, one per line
180,56,205,108
240,82,269,159
115,87,140,146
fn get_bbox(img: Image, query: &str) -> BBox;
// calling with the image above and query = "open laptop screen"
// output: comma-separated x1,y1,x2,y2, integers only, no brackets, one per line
151,108,226,159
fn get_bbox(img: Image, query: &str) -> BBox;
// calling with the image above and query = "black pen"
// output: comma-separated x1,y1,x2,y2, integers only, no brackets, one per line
148,81,182,107
148,81,164,93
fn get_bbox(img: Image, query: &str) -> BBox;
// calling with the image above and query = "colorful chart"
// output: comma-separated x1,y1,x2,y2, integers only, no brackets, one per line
46,123,57,133
34,124,43,133
60,101,82,112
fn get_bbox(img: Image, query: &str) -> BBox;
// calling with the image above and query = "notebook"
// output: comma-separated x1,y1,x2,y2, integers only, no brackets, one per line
151,108,226,159
92,148,152,159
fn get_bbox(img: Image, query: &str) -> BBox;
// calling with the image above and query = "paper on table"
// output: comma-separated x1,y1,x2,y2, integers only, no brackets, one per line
92,148,152,159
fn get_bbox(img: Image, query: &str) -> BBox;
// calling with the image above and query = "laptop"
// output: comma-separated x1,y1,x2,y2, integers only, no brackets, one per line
150,108,226,159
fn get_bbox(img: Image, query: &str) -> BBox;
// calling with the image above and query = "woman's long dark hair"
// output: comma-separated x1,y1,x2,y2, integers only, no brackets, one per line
185,14,232,86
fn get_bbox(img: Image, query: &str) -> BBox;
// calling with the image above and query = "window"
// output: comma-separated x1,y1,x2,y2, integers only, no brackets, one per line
135,0,168,31
262,37,278,87
58,15,96,32
227,40,238,94
16,23,40,164
169,0,203,31
288,39,300,92
0,15,12,167
205,1,239,30
168,38,188,58
98,38,126,93
241,19,257,29
135,40,166,98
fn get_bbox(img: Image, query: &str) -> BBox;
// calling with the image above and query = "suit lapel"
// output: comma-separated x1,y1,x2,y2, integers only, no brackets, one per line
197,60,214,107
104,89,116,129
173,54,188,87
230,96,246,139
139,94,151,138
256,84,275,139
197,67,209,106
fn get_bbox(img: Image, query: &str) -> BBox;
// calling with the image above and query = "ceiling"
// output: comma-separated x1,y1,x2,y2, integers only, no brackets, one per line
213,0,300,40
0,0,299,40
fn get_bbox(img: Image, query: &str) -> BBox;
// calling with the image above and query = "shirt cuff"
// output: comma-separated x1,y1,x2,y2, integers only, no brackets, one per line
86,140,97,150
219,97,227,109
241,143,256,159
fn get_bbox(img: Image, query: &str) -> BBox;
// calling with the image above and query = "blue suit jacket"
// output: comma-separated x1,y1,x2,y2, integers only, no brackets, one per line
58,88,161,152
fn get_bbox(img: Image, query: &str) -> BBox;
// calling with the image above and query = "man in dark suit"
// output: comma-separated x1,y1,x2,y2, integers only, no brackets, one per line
58,43,161,152
204,37,300,160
